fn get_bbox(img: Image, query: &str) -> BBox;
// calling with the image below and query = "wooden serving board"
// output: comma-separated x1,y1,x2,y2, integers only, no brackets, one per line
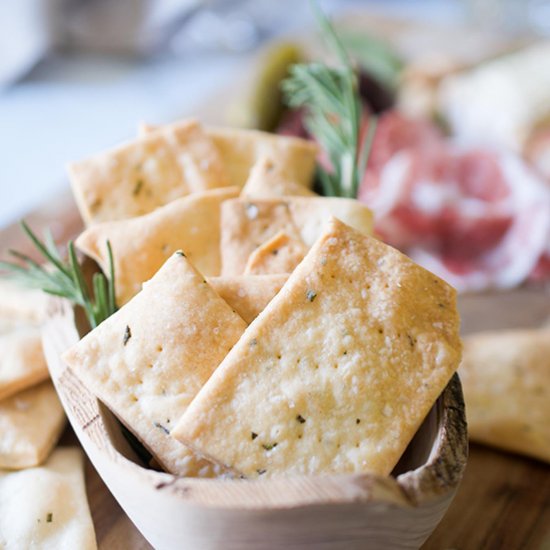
2,186,549,550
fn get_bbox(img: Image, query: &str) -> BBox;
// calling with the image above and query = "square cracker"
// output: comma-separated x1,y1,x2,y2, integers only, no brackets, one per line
220,198,302,276
62,252,247,476
139,122,318,189
244,231,308,275
0,381,66,469
68,119,230,226
460,328,550,463
0,280,49,325
208,127,318,189
208,274,288,324
220,197,373,275
0,447,96,549
173,218,462,478
0,327,49,402
76,186,239,305
240,155,317,199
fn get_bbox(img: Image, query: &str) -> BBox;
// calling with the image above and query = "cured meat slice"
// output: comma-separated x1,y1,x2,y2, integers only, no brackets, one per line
279,107,550,291
360,136,550,292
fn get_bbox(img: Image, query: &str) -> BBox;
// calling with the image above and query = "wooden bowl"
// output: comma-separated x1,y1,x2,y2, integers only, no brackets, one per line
43,300,468,550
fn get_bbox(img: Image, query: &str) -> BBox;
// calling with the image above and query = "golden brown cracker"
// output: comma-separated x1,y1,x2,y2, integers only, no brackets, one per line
241,155,317,198
68,119,230,225
76,187,239,305
220,197,373,275
139,121,318,189
62,252,247,476
460,328,550,463
243,231,307,275
174,218,461,478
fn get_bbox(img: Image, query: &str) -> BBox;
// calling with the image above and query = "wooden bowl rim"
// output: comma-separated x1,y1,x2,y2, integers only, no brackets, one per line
43,299,468,511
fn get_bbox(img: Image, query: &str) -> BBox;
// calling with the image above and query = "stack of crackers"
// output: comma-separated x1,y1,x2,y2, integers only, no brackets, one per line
0,281,96,548
59,118,463,480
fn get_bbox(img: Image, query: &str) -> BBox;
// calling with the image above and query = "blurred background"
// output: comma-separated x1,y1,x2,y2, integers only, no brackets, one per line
3,0,550,228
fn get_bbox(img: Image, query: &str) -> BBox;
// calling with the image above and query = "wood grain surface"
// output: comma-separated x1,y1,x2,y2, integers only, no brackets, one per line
63,414,550,550
80,440,550,550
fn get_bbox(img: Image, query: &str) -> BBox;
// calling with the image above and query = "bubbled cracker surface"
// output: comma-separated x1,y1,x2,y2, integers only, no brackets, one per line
174,218,461,478
63,253,247,476
68,119,230,226
76,187,239,305
220,197,373,276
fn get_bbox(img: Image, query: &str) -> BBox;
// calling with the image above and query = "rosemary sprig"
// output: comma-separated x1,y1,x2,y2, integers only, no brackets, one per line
281,1,374,199
0,221,117,328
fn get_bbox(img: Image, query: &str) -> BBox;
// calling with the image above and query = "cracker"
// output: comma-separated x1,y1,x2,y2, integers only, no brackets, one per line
0,318,31,335
460,328,550,463
0,280,49,325
244,231,307,275
68,119,230,225
62,252,247,476
173,218,461,478
0,327,49,402
0,382,66,469
208,274,288,324
76,187,239,305
220,197,373,275
208,127,317,188
241,155,317,198
0,447,96,549
139,122,318,189
220,199,302,276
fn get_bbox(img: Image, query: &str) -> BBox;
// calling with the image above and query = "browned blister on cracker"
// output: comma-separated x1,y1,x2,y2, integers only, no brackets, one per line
220,197,373,276
76,187,239,305
62,252,247,476
243,231,307,275
173,218,461,478
68,119,230,225
460,328,550,463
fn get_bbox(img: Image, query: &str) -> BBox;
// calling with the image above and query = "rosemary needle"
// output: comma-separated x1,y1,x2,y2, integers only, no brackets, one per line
282,0,375,199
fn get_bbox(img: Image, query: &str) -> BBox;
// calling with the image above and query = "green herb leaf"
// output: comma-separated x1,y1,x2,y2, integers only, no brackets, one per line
339,30,403,91
281,0,376,199
0,222,117,328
